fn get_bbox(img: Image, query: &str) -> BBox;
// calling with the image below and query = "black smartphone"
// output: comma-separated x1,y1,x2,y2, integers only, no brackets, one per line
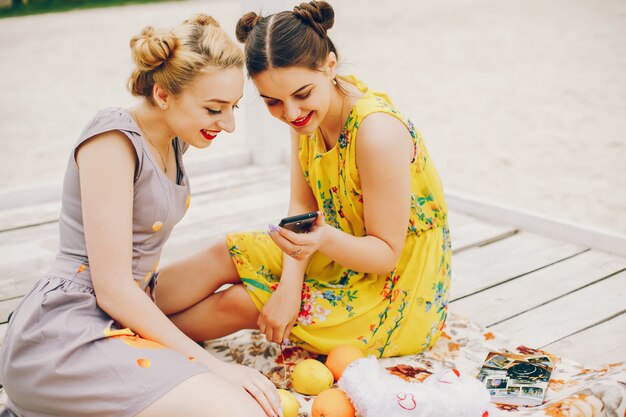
278,211,319,233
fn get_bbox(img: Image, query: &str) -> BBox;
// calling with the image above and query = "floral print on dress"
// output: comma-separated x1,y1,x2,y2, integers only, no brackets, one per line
226,75,451,357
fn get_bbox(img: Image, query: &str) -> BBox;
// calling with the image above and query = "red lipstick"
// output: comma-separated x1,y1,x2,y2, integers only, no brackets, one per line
200,130,217,141
290,112,313,127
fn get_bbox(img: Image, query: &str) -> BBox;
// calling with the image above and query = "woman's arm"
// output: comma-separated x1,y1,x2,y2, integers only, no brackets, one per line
77,131,218,366
270,113,414,274
321,113,413,272
258,131,317,344
280,130,318,286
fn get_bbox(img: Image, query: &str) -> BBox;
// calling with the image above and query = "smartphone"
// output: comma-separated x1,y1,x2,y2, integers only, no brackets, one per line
278,211,319,233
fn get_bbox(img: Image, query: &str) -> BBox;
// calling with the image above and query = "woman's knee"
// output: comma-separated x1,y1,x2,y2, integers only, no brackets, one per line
216,284,260,325
135,372,265,417
205,236,240,284
206,235,232,263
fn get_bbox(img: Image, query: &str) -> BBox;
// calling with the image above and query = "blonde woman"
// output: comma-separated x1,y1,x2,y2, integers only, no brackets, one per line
0,15,280,417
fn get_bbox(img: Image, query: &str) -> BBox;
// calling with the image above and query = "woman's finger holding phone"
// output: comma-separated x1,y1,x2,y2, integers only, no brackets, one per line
275,224,307,244
268,226,309,259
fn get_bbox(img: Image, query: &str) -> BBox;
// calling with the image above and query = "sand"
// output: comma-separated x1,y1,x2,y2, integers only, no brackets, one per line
0,0,624,234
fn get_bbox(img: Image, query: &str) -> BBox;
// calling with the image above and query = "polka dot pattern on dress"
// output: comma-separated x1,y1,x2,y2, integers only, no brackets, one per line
152,221,163,232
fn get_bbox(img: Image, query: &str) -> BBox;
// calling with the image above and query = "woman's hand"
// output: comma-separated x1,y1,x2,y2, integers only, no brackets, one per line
213,361,283,417
258,282,302,344
268,211,328,261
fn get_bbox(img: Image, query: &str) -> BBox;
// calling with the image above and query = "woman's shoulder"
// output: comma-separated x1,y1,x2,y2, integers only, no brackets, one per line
341,77,416,160
81,107,140,137
73,108,144,178
341,76,405,124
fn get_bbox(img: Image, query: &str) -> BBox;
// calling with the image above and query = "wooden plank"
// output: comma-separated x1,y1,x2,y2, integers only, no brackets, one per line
543,313,626,366
0,195,285,301
0,149,251,212
0,163,282,233
448,210,517,253
446,211,476,230
0,166,289,300
450,250,626,327
0,297,20,324
187,164,287,196
162,196,289,261
450,232,586,301
0,201,60,233
446,190,626,257
489,271,626,348
0,222,58,301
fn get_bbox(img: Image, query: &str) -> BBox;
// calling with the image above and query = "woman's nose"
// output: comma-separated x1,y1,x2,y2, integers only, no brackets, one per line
283,102,301,122
216,111,235,133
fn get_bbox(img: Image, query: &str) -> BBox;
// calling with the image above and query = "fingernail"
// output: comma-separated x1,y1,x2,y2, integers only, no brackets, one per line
268,224,279,233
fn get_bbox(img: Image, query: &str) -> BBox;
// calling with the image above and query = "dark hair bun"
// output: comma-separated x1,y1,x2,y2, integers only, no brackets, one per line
236,11,261,43
293,1,334,36
184,14,220,27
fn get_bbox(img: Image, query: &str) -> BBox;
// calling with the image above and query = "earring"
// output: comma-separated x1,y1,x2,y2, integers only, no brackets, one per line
332,78,337,86
162,104,167,109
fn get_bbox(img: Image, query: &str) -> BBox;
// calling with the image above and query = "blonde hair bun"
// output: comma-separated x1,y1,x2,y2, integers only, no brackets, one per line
184,14,220,27
127,14,243,104
129,26,178,72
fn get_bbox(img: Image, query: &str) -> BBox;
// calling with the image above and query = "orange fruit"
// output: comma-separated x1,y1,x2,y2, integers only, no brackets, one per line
311,388,355,417
325,345,365,381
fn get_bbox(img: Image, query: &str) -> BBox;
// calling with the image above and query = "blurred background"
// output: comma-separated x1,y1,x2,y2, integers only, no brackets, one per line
0,0,625,234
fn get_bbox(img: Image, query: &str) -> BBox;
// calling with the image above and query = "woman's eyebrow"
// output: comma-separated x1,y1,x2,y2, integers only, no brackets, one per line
260,84,314,100
203,94,244,104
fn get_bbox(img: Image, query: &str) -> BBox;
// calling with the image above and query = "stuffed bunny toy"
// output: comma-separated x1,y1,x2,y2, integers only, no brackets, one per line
338,356,494,417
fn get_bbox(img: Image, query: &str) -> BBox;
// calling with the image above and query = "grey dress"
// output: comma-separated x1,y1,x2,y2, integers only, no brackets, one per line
0,108,207,417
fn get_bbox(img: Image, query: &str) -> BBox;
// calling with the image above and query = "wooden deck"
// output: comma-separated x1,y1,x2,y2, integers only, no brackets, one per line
0,164,624,366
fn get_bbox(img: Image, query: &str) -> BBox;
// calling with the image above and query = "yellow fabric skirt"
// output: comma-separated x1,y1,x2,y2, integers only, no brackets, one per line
226,225,450,358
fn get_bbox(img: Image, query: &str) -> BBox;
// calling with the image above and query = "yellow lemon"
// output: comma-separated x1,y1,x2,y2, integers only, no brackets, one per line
291,359,334,395
278,389,300,417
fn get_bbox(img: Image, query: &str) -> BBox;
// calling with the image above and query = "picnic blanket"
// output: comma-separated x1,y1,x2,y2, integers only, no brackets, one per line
1,312,624,416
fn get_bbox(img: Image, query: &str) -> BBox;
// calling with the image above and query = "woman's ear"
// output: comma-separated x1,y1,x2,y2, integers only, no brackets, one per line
152,84,171,109
325,51,338,79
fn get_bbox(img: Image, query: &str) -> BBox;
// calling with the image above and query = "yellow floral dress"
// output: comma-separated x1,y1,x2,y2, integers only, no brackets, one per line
227,76,450,358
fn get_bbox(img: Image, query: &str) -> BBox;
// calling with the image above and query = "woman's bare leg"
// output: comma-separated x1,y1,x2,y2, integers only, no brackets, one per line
135,372,266,417
170,284,260,341
155,237,260,340
156,237,240,315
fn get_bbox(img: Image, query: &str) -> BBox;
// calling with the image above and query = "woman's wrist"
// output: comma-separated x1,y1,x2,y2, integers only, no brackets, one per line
277,275,304,294
197,350,223,369
319,222,333,247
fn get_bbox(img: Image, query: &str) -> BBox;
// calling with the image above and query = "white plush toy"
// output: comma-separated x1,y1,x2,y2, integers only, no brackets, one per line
338,356,495,417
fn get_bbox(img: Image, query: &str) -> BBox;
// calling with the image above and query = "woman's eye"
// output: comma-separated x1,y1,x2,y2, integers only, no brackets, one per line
233,104,240,110
265,100,279,107
295,91,312,100
206,108,221,115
